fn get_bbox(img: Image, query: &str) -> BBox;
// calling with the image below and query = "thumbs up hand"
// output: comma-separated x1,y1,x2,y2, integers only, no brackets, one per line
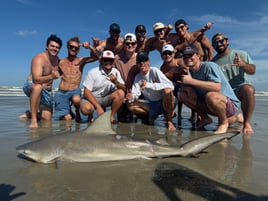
181,68,192,85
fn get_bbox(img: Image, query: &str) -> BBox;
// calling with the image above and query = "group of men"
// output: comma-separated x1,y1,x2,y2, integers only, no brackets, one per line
20,19,256,135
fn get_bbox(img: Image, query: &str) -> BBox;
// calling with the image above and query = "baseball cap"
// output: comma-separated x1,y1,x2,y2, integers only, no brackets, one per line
153,22,165,31
101,50,115,59
109,23,120,32
136,51,149,63
182,45,198,56
175,19,187,28
124,33,137,42
162,44,174,53
211,33,228,42
135,24,146,33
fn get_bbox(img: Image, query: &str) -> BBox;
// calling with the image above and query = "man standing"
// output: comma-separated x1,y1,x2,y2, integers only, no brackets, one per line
80,50,125,123
179,45,241,134
54,36,96,122
22,34,62,128
212,33,256,134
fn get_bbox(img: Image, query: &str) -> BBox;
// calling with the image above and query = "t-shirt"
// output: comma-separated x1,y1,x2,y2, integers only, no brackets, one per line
212,49,254,90
190,61,240,109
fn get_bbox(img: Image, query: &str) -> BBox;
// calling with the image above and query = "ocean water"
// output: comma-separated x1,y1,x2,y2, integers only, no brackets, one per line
0,93,268,201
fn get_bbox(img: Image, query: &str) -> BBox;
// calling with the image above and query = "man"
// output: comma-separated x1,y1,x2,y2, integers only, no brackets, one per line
135,24,147,53
94,23,124,56
80,50,125,123
179,45,241,134
22,34,62,128
54,36,96,122
143,22,173,56
168,19,214,60
212,33,256,134
126,51,176,131
160,44,190,120
114,33,140,121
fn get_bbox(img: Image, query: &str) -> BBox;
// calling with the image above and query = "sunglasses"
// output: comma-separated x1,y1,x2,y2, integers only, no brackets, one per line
103,58,114,63
175,25,185,31
125,42,136,46
110,31,120,34
212,39,225,48
69,45,80,51
162,51,173,56
136,31,146,36
154,28,164,35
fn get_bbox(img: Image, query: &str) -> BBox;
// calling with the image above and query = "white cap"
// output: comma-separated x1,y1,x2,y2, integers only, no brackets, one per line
162,44,174,53
124,33,137,42
153,22,165,31
101,50,115,59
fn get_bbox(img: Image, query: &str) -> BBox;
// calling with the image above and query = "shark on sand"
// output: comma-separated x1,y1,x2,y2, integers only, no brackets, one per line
16,111,240,164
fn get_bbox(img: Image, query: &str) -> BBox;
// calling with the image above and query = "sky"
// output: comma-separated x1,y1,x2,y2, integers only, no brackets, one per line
0,0,268,91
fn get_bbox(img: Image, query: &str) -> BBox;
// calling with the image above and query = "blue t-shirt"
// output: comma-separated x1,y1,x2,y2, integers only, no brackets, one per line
190,61,240,109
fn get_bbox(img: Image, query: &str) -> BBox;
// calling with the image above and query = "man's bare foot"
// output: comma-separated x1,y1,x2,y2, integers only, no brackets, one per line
242,123,254,134
167,121,176,131
196,116,212,129
29,121,38,128
214,123,229,134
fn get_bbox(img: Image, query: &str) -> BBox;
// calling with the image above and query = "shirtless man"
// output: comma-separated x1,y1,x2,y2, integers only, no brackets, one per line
94,23,125,56
22,34,62,128
135,24,147,53
168,19,214,60
54,36,96,122
160,44,188,119
143,22,173,55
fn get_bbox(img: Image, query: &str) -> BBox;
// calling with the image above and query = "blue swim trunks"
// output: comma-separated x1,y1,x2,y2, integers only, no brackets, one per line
54,88,81,120
147,99,164,119
23,81,53,109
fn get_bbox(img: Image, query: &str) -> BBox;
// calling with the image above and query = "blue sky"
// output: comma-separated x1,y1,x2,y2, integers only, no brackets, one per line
1,0,268,91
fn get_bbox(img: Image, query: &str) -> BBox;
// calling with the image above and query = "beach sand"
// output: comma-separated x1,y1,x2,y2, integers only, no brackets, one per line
0,95,268,201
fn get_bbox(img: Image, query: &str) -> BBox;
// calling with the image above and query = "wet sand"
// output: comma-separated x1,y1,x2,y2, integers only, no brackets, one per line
0,95,268,201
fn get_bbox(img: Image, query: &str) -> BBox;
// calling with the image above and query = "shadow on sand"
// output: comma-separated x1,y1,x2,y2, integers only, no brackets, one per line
0,184,26,201
153,162,267,201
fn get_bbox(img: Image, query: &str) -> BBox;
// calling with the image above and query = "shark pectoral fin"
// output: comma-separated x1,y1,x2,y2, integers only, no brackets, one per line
139,156,152,160
155,138,169,146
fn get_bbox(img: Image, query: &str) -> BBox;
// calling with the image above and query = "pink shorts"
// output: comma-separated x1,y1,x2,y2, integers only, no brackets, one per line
198,97,237,117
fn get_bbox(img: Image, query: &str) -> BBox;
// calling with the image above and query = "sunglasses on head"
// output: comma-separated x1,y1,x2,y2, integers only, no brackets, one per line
125,42,136,46
69,45,80,51
212,39,225,47
103,58,114,63
162,51,173,56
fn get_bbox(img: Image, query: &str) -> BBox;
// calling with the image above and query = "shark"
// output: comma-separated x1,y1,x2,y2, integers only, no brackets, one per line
16,111,240,163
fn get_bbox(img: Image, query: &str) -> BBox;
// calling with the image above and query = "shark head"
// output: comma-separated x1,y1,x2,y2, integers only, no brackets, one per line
16,138,63,163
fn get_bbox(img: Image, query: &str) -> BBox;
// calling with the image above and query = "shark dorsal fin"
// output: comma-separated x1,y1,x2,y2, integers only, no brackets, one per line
84,110,116,135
